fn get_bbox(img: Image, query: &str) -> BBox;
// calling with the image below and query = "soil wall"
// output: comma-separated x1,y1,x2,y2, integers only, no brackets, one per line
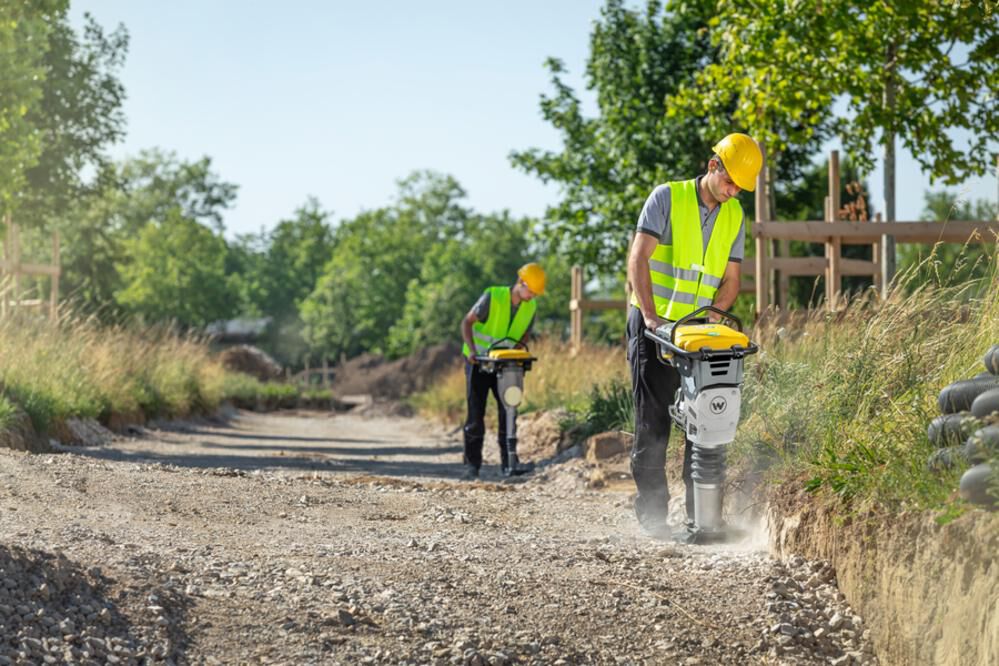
767,488,998,666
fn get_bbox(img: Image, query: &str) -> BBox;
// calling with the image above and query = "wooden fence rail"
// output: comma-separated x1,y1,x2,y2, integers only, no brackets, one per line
1,215,61,320
568,148,998,347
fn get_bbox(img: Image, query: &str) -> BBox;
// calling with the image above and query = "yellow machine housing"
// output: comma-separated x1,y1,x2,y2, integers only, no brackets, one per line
672,323,749,352
488,349,533,360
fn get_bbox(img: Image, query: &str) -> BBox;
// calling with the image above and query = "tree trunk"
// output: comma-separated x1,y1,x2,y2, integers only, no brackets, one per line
881,42,897,297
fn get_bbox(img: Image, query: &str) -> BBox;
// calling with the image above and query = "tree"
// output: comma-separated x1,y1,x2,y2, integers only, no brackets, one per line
60,151,238,315
16,11,128,230
115,211,235,327
226,198,337,366
385,213,534,357
300,172,467,361
0,0,67,208
511,0,825,275
676,1,998,217
259,197,335,319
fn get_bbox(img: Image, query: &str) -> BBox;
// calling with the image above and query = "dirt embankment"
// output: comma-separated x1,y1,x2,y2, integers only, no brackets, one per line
767,485,998,666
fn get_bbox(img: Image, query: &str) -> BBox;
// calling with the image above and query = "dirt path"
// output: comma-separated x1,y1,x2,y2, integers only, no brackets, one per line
0,410,876,665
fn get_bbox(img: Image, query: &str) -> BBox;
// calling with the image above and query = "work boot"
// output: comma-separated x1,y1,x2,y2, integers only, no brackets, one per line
501,454,534,478
638,518,672,540
461,465,480,481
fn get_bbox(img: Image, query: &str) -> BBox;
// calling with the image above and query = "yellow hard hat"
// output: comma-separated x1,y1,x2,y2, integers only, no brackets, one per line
517,262,546,295
712,133,763,192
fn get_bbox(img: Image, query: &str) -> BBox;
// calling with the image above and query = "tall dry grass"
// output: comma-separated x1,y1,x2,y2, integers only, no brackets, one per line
410,336,628,424
0,311,226,432
737,248,999,512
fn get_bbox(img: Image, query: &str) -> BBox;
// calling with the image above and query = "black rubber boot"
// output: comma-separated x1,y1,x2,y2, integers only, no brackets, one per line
461,465,480,481
502,454,534,477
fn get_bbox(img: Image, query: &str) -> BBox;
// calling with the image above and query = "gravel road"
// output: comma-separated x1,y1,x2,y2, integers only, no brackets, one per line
0,410,877,665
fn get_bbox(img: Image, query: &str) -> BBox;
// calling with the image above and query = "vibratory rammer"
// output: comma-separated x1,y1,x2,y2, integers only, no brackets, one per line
644,306,759,544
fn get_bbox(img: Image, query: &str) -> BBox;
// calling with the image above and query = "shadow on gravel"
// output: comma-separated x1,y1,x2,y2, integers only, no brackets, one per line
199,441,460,457
180,429,384,445
0,544,192,662
69,446,469,479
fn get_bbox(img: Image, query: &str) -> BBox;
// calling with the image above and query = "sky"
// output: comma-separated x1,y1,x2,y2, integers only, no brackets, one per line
71,1,997,238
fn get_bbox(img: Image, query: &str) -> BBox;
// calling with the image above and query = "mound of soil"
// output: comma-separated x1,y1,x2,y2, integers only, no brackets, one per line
218,345,284,381
329,342,462,400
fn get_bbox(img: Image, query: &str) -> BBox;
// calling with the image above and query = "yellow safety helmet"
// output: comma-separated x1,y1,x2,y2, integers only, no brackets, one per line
517,263,546,296
711,133,763,192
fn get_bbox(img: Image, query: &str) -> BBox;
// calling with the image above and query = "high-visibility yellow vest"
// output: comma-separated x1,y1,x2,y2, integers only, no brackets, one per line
631,179,743,320
462,286,537,358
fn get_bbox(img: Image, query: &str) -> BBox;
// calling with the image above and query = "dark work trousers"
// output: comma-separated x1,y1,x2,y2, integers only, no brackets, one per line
626,306,694,527
463,361,509,470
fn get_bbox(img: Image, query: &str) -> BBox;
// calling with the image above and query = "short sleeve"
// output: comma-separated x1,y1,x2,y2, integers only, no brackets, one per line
728,221,745,263
471,292,490,321
637,185,671,241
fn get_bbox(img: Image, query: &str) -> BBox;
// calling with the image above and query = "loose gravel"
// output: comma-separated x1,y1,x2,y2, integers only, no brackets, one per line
0,411,877,664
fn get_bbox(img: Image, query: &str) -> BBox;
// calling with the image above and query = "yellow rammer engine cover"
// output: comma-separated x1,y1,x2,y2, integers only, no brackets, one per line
673,323,750,352
488,349,533,360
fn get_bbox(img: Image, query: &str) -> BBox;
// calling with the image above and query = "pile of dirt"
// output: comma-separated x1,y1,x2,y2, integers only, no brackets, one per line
218,345,284,381
328,342,462,400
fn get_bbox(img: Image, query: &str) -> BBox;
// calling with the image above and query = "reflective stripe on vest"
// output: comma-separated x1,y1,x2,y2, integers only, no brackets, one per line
462,286,537,358
630,179,743,320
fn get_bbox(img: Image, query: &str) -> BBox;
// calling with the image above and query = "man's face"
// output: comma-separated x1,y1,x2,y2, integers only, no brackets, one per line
706,159,742,203
515,280,536,301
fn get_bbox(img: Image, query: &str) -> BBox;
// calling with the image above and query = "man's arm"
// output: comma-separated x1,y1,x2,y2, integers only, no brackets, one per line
710,260,742,318
627,232,664,330
461,310,479,362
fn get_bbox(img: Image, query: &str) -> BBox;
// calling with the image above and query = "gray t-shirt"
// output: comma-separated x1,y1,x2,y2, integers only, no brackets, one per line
471,292,535,336
636,176,745,263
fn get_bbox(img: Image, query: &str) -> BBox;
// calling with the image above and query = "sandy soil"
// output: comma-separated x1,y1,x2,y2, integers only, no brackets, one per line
0,410,876,665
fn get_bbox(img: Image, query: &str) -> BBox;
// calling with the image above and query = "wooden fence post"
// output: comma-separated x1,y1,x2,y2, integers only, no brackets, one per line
570,265,583,352
753,143,770,316
826,151,842,310
50,231,60,321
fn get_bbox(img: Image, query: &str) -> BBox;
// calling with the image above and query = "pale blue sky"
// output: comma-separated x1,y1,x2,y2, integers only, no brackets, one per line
72,1,996,237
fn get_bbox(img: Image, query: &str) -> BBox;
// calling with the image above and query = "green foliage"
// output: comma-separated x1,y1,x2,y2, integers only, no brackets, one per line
301,171,552,361
0,394,16,430
0,0,67,207
734,253,999,511
116,211,236,327
512,0,820,275
679,0,998,183
59,150,238,315
16,11,127,230
221,373,300,410
226,198,335,366
511,0,713,274
386,212,533,357
577,378,633,437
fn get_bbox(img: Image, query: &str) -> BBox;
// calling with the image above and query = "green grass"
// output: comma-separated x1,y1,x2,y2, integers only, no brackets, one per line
0,395,17,430
731,249,999,513
220,372,314,410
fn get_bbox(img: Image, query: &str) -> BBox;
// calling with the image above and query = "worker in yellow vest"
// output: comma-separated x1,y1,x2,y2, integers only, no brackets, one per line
460,263,546,480
626,133,762,538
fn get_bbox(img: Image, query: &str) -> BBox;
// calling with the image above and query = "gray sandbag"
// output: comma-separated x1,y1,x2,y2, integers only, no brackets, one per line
926,446,967,473
971,387,999,419
938,376,999,414
927,412,981,446
959,463,997,509
985,344,999,375
963,425,999,464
